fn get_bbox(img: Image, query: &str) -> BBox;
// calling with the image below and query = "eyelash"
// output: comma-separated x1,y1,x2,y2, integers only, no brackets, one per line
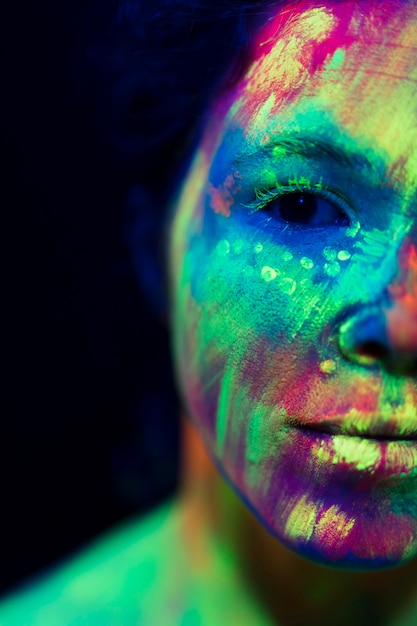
243,179,352,223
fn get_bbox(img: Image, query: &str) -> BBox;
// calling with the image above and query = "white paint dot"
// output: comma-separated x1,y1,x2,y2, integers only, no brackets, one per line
300,257,314,269
337,250,351,261
261,266,278,282
279,277,297,295
282,250,293,261
254,243,263,254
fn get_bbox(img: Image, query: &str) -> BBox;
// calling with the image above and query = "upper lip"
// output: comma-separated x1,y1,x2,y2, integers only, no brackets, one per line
287,417,417,441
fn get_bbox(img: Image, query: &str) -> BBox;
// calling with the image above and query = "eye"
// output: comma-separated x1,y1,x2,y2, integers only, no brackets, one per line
267,192,350,227
243,184,353,230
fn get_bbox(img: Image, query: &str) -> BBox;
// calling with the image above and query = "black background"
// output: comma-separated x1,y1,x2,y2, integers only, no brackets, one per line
1,0,179,593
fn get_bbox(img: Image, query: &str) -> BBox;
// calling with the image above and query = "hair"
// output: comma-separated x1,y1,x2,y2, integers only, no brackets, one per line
86,0,286,199
78,1,288,508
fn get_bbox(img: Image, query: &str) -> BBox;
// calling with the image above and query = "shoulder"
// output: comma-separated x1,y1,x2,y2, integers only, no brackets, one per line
0,496,275,626
0,499,184,625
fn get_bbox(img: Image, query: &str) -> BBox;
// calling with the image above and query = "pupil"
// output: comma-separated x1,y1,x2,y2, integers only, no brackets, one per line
279,193,317,223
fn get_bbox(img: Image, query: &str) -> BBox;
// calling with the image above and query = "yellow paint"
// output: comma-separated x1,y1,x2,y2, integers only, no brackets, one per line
314,506,355,545
284,495,318,543
337,250,351,261
319,359,337,374
300,257,314,269
261,266,278,282
282,250,293,261
278,277,297,295
332,436,381,471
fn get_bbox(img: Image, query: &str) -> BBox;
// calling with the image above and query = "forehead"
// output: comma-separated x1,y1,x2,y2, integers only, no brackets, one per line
210,0,417,194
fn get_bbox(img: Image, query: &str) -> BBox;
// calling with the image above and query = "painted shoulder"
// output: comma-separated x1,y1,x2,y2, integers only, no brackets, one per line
0,499,184,626
0,497,276,626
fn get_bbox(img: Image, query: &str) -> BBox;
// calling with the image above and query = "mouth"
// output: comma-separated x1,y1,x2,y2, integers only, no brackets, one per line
286,415,417,441
287,422,417,480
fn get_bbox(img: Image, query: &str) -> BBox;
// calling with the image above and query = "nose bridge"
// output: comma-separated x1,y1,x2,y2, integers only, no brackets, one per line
386,234,417,350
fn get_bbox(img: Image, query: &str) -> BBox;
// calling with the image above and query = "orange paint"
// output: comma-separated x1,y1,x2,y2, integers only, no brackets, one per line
387,239,417,350
208,172,242,218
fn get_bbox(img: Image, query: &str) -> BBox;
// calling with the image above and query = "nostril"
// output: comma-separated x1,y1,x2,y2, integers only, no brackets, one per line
356,341,390,362
338,309,391,367
339,308,417,374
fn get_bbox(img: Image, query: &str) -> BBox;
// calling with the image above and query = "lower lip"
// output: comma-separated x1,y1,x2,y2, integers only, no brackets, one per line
294,428,417,480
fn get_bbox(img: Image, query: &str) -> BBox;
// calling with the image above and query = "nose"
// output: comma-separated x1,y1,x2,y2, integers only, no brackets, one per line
339,238,417,375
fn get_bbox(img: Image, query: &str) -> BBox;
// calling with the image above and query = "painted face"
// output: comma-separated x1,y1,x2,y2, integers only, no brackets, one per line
169,0,417,569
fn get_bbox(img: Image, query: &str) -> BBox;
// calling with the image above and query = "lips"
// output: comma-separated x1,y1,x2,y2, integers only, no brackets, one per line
282,406,417,481
284,426,417,483
289,418,417,441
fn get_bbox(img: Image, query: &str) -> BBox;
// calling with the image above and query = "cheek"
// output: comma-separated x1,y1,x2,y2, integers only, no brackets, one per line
171,209,417,567
174,216,354,441
173,210,403,466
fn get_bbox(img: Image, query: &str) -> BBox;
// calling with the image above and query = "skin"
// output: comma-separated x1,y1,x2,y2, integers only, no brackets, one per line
169,0,417,570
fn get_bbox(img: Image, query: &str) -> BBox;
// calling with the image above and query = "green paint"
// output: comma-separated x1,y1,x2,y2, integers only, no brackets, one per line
300,257,314,269
216,366,234,455
323,247,337,261
0,500,274,625
327,47,346,71
278,276,297,295
261,266,278,282
324,261,341,277
216,239,230,256
282,250,293,261
246,404,272,490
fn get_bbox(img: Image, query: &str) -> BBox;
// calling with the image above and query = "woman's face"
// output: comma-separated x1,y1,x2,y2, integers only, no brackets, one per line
169,0,417,569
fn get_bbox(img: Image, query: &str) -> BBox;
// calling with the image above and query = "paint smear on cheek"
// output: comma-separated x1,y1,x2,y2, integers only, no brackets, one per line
387,239,417,350
283,495,355,557
208,171,242,217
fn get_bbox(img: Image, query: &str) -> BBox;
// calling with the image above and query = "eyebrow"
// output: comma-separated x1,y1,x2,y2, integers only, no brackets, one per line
235,134,384,177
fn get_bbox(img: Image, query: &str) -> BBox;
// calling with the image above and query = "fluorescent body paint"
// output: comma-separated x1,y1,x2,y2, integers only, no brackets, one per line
0,500,273,626
169,1,417,569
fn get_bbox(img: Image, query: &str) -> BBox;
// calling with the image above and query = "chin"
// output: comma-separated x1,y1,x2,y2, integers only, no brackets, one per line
257,465,417,571
280,525,417,572
219,429,417,572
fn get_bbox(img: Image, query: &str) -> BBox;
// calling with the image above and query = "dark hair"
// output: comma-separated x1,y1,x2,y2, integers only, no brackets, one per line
67,0,289,518
87,0,285,199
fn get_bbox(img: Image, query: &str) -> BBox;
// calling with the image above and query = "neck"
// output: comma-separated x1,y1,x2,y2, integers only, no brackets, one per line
179,416,417,626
